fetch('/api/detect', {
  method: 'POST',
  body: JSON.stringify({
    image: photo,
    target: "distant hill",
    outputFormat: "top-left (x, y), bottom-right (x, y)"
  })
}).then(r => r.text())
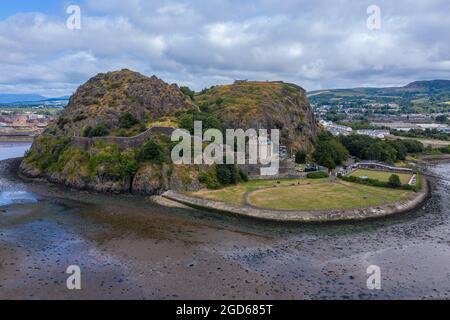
top-left (308, 80), bottom-right (450, 107)
top-left (0, 94), bottom-right (47, 103)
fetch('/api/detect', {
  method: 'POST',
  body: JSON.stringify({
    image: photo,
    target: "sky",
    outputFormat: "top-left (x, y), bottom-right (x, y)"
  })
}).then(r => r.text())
top-left (0, 0), bottom-right (449, 97)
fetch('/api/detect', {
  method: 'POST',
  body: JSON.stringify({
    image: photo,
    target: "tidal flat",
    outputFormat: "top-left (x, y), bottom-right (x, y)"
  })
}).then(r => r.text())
top-left (1, 146), bottom-right (450, 299)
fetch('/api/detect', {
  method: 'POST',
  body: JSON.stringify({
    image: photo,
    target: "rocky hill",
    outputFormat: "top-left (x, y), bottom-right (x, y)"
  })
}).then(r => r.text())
top-left (196, 81), bottom-right (319, 151)
top-left (45, 69), bottom-right (197, 137)
top-left (20, 71), bottom-right (320, 195)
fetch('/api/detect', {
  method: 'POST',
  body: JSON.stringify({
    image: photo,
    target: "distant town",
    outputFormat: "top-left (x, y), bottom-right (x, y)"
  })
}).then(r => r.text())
top-left (0, 101), bottom-right (66, 141)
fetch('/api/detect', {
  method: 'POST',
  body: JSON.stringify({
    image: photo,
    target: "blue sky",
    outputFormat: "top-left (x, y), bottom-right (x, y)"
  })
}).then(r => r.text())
top-left (0, 0), bottom-right (64, 19)
top-left (0, 0), bottom-right (449, 96)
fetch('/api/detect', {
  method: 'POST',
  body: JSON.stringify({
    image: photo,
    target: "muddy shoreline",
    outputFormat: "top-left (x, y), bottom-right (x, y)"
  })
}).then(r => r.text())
top-left (2, 156), bottom-right (450, 299)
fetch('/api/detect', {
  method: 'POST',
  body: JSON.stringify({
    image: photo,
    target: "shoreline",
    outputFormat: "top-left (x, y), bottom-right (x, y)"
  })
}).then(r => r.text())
top-left (5, 156), bottom-right (432, 223)
top-left (0, 136), bottom-right (34, 143)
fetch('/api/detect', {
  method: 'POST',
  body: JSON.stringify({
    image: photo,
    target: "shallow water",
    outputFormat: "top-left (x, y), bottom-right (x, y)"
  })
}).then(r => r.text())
top-left (0, 142), bottom-right (31, 161)
top-left (0, 144), bottom-right (450, 299)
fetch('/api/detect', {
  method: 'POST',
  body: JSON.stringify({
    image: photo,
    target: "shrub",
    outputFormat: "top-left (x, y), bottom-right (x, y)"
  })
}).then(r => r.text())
top-left (89, 124), bottom-right (109, 137)
top-left (216, 164), bottom-right (239, 185)
top-left (179, 112), bottom-right (223, 134)
top-left (91, 144), bottom-right (138, 180)
top-left (180, 86), bottom-right (195, 100)
top-left (239, 169), bottom-right (249, 182)
top-left (340, 174), bottom-right (415, 190)
top-left (388, 174), bottom-right (402, 188)
top-left (137, 140), bottom-right (163, 163)
top-left (57, 117), bottom-right (70, 129)
top-left (198, 170), bottom-right (221, 189)
top-left (307, 171), bottom-right (329, 179)
top-left (295, 150), bottom-right (306, 164)
top-left (83, 126), bottom-right (93, 137)
top-left (119, 112), bottom-right (139, 129)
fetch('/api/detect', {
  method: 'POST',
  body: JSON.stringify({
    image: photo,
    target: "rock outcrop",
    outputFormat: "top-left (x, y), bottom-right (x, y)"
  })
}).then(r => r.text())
top-left (196, 81), bottom-right (320, 151)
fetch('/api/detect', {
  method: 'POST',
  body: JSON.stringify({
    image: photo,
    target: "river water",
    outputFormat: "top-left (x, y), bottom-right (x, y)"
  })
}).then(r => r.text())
top-left (0, 142), bottom-right (449, 299)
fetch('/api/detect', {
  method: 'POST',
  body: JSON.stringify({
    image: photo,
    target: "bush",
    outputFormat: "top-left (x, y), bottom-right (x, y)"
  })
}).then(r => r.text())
top-left (307, 171), bottom-right (329, 179)
top-left (295, 150), bottom-right (306, 164)
top-left (339, 174), bottom-right (415, 190)
top-left (198, 170), bottom-right (221, 189)
top-left (179, 111), bottom-right (223, 134)
top-left (119, 112), bottom-right (139, 129)
top-left (91, 144), bottom-right (138, 180)
top-left (83, 126), bottom-right (93, 137)
top-left (388, 174), bottom-right (402, 188)
top-left (180, 86), bottom-right (195, 100)
top-left (137, 140), bottom-right (163, 163)
top-left (216, 164), bottom-right (235, 185)
top-left (89, 124), bottom-right (109, 137)
top-left (239, 169), bottom-right (249, 182)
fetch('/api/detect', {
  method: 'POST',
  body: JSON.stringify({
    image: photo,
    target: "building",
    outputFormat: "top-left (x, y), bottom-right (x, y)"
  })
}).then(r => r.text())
top-left (356, 129), bottom-right (390, 139)
top-left (320, 120), bottom-right (353, 136)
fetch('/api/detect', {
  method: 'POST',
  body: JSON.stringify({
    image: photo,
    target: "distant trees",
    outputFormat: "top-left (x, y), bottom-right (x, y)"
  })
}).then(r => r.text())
top-left (435, 114), bottom-right (448, 124)
top-left (339, 135), bottom-right (424, 164)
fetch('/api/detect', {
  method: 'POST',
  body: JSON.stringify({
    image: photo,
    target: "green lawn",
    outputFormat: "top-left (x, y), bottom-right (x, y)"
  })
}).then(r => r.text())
top-left (349, 169), bottom-right (413, 185)
top-left (187, 178), bottom-right (326, 205)
top-left (247, 181), bottom-right (412, 210)
top-left (188, 178), bottom-right (413, 211)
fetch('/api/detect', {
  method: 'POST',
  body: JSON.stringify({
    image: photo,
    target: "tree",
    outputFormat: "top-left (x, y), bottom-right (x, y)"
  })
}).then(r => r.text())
top-left (319, 154), bottom-right (336, 169)
top-left (389, 140), bottom-right (407, 160)
top-left (364, 141), bottom-right (397, 164)
top-left (313, 133), bottom-right (348, 167)
top-left (401, 139), bottom-right (424, 153)
top-left (388, 174), bottom-right (402, 188)
top-left (295, 150), bottom-right (306, 164)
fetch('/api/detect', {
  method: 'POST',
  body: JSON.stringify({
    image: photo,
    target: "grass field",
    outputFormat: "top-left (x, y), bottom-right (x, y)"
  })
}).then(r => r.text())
top-left (247, 181), bottom-right (412, 210)
top-left (188, 177), bottom-right (413, 211)
top-left (187, 178), bottom-right (325, 205)
top-left (349, 169), bottom-right (413, 184)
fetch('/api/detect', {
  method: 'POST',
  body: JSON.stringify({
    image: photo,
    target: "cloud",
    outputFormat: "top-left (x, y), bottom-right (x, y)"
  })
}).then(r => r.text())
top-left (0, 0), bottom-right (449, 96)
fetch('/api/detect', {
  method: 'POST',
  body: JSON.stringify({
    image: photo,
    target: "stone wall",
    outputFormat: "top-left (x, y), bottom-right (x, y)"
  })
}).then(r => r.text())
top-left (71, 126), bottom-right (176, 151)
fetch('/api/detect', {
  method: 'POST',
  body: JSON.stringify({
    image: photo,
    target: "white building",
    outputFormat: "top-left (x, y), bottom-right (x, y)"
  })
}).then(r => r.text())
top-left (356, 130), bottom-right (390, 139)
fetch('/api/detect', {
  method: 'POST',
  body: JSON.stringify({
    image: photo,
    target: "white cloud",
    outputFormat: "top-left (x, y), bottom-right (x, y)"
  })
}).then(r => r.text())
top-left (0, 0), bottom-right (449, 96)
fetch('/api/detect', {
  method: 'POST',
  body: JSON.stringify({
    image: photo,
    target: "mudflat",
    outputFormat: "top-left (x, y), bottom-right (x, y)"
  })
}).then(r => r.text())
top-left (1, 158), bottom-right (450, 299)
